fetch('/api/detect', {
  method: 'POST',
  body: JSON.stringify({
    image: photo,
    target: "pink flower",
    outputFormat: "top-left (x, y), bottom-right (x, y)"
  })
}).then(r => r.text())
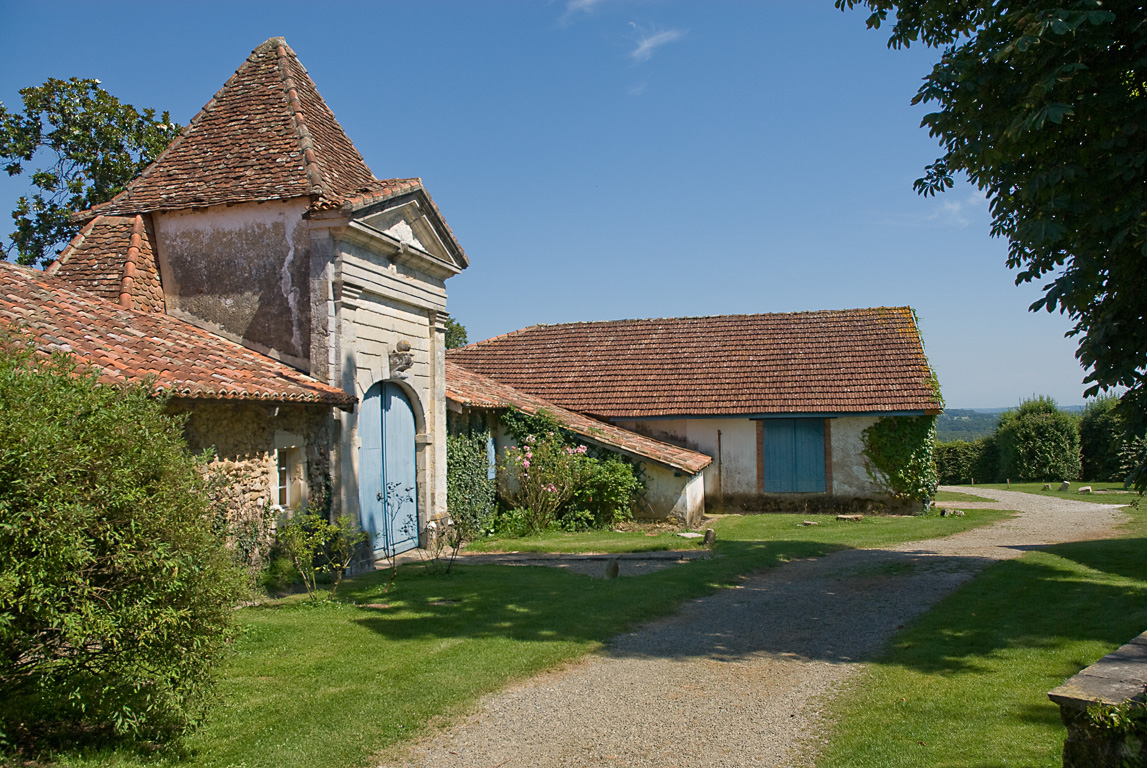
top-left (522, 460), bottom-right (530, 469)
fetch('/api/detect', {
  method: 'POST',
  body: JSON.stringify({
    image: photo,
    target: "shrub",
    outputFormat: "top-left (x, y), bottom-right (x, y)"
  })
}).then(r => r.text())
top-left (498, 434), bottom-right (588, 532)
top-left (1079, 394), bottom-right (1126, 482)
top-left (446, 431), bottom-right (496, 541)
top-left (570, 457), bottom-right (639, 527)
top-left (996, 396), bottom-right (1082, 482)
top-left (0, 332), bottom-right (246, 752)
top-left (277, 513), bottom-right (366, 601)
top-left (935, 436), bottom-right (998, 484)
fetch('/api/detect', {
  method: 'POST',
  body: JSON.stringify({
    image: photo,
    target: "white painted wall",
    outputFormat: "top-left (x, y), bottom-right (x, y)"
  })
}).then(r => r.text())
top-left (830, 415), bottom-right (882, 497)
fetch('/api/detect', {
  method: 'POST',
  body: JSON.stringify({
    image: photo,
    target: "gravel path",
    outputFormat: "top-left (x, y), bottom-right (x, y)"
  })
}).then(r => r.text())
top-left (379, 488), bottom-right (1128, 768)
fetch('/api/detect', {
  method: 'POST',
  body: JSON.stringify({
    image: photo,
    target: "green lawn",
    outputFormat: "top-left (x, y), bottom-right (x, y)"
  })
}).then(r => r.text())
top-left (934, 489), bottom-right (993, 503)
top-left (51, 508), bottom-right (1008, 768)
top-left (462, 528), bottom-right (707, 553)
top-left (956, 481), bottom-right (1139, 505)
top-left (818, 505), bottom-right (1147, 768)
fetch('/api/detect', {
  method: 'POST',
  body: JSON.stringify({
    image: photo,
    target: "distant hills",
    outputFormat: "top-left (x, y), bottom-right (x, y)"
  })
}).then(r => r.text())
top-left (936, 405), bottom-right (1085, 442)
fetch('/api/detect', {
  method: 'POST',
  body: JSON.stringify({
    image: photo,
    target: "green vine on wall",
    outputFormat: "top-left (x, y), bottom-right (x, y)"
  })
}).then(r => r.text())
top-left (1086, 695), bottom-right (1147, 768)
top-left (861, 415), bottom-right (939, 506)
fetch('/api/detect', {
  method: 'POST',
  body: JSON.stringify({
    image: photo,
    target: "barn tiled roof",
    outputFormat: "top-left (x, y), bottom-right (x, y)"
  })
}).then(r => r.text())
top-left (46, 214), bottom-right (165, 312)
top-left (82, 36), bottom-right (378, 217)
top-left (0, 262), bottom-right (354, 408)
top-left (447, 308), bottom-right (941, 419)
top-left (447, 362), bottom-right (711, 474)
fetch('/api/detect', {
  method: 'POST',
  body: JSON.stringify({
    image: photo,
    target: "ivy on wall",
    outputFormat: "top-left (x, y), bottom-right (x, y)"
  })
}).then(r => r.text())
top-left (445, 430), bottom-right (495, 540)
top-left (861, 415), bottom-right (939, 505)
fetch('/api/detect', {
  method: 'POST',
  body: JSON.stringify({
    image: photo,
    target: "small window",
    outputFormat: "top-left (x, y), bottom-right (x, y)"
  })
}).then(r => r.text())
top-left (277, 449), bottom-right (290, 507)
top-left (273, 446), bottom-right (306, 510)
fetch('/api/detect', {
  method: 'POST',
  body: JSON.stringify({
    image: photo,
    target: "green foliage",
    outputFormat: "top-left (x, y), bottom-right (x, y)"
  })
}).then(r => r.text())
top-left (861, 415), bottom-right (939, 504)
top-left (1120, 437), bottom-right (1147, 495)
top-left (500, 407), bottom-right (568, 446)
top-left (571, 457), bottom-right (639, 528)
top-left (838, 0), bottom-right (1147, 446)
top-left (0, 331), bottom-right (245, 751)
top-left (489, 507), bottom-right (533, 538)
top-left (496, 413), bottom-right (642, 534)
top-left (0, 78), bottom-right (181, 265)
top-left (276, 513), bottom-right (368, 602)
top-left (935, 436), bottom-right (998, 484)
top-left (498, 434), bottom-right (588, 532)
top-left (996, 396), bottom-right (1082, 482)
top-left (443, 318), bottom-right (468, 350)
top-left (446, 431), bottom-right (495, 541)
top-left (1080, 394), bottom-right (1128, 482)
top-left (1086, 694), bottom-right (1147, 768)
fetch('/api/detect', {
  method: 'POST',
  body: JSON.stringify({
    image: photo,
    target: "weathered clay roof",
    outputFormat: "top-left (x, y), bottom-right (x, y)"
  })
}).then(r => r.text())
top-left (447, 308), bottom-right (941, 419)
top-left (83, 37), bottom-right (377, 216)
top-left (46, 214), bottom-right (165, 312)
top-left (0, 262), bottom-right (354, 408)
top-left (447, 361), bottom-right (712, 474)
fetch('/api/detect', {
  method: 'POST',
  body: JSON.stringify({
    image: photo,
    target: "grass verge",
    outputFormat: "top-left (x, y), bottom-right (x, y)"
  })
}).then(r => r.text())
top-left (47, 509), bottom-right (1007, 768)
top-left (818, 505), bottom-right (1147, 768)
top-left (958, 481), bottom-right (1138, 505)
top-left (934, 489), bottom-right (992, 503)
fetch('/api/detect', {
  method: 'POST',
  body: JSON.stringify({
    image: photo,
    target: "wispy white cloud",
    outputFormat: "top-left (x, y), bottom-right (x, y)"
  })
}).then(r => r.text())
top-left (927, 190), bottom-right (988, 228)
top-left (560, 0), bottom-right (610, 24)
top-left (630, 25), bottom-right (684, 63)
top-left (566, 0), bottom-right (609, 13)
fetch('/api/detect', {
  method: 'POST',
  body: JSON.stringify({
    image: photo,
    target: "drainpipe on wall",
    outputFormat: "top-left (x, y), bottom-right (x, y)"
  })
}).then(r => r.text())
top-left (717, 429), bottom-right (724, 505)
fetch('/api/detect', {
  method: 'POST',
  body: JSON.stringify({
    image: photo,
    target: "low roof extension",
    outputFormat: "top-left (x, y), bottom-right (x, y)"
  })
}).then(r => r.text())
top-left (447, 361), bottom-right (712, 475)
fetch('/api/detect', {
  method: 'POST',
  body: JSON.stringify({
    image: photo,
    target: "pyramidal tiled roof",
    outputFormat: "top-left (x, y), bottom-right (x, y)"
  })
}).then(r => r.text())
top-left (85, 37), bottom-right (378, 216)
top-left (447, 308), bottom-right (942, 419)
top-left (46, 214), bottom-right (165, 313)
top-left (0, 262), bottom-right (354, 407)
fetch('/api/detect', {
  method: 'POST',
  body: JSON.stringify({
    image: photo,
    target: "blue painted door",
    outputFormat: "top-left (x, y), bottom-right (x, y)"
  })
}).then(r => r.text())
top-left (358, 382), bottom-right (418, 557)
top-left (762, 419), bottom-right (825, 493)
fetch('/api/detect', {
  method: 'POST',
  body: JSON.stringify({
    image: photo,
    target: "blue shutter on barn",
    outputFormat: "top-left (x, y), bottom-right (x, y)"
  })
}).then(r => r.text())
top-left (762, 418), bottom-right (825, 493)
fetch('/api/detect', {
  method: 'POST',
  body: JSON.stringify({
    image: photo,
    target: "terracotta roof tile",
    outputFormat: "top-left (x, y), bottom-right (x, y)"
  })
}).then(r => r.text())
top-left (0, 262), bottom-right (354, 407)
top-left (447, 362), bottom-right (711, 474)
top-left (447, 308), bottom-right (942, 419)
top-left (47, 214), bottom-right (165, 312)
top-left (82, 37), bottom-right (376, 217)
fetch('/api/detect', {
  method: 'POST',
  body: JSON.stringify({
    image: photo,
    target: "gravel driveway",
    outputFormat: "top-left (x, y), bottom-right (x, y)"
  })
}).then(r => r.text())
top-left (379, 488), bottom-right (1129, 768)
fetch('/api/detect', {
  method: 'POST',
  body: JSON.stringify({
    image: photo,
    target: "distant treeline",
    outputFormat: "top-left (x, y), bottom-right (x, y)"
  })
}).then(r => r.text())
top-left (936, 409), bottom-right (1001, 441)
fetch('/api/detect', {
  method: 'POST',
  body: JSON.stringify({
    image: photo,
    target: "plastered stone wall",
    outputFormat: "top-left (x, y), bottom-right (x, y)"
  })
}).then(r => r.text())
top-left (153, 200), bottom-right (313, 369)
top-left (168, 399), bottom-right (334, 522)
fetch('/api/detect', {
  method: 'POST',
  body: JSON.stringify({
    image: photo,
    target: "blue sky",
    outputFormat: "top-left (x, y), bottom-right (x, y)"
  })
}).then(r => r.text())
top-left (0, 1), bottom-right (1094, 408)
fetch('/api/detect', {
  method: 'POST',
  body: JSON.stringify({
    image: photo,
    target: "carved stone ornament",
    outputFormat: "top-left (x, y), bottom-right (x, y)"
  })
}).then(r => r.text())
top-left (389, 340), bottom-right (414, 377)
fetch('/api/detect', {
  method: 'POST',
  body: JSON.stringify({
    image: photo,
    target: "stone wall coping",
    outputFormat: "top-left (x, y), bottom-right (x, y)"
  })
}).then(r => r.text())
top-left (1048, 631), bottom-right (1147, 710)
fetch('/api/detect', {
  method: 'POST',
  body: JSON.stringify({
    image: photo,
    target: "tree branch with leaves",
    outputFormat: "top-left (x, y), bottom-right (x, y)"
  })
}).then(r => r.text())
top-left (0, 77), bottom-right (180, 265)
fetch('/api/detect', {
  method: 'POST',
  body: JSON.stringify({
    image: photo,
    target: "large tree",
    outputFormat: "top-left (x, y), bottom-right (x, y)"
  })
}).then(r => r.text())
top-left (0, 77), bottom-right (180, 266)
top-left (837, 1), bottom-right (1147, 433)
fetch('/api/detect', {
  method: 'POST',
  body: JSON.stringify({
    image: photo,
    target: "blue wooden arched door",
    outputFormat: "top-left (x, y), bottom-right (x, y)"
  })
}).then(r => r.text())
top-left (358, 382), bottom-right (419, 557)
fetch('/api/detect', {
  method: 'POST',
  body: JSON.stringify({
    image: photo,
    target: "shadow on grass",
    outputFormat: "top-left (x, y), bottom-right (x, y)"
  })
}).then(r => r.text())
top-left (870, 536), bottom-right (1147, 677)
top-left (344, 539), bottom-right (847, 648)
top-left (341, 533), bottom-right (1147, 672)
